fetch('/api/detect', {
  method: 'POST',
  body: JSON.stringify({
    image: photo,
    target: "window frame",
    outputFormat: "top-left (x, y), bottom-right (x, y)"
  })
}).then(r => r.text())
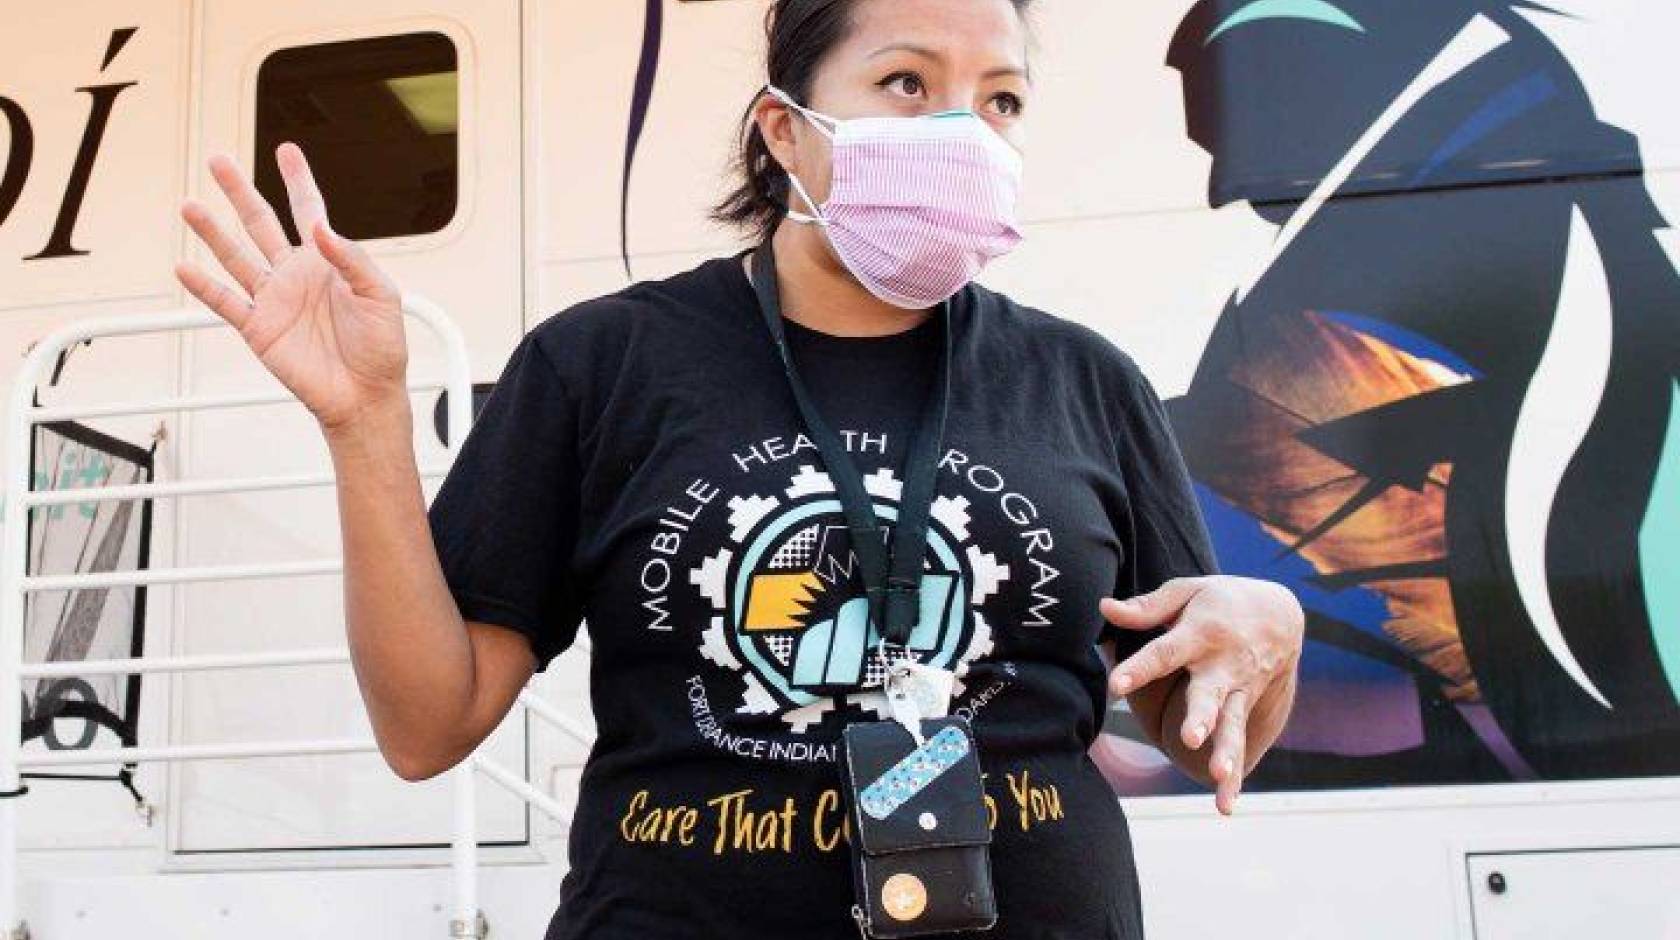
top-left (242, 19), bottom-right (477, 255)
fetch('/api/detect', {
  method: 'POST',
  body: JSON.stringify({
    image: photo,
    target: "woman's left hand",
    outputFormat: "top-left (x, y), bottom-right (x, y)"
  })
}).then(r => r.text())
top-left (1099, 575), bottom-right (1304, 812)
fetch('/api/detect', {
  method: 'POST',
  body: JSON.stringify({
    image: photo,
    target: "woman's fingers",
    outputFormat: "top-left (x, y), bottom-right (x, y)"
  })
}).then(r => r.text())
top-left (180, 198), bottom-right (270, 298)
top-left (1178, 673), bottom-right (1231, 750)
top-left (1210, 687), bottom-right (1250, 815)
top-left (310, 217), bottom-right (398, 304)
top-left (1110, 624), bottom-right (1199, 696)
top-left (276, 141), bottom-right (331, 244)
top-left (207, 152), bottom-right (293, 263)
top-left (174, 258), bottom-right (253, 330)
top-left (1099, 578), bottom-right (1205, 632)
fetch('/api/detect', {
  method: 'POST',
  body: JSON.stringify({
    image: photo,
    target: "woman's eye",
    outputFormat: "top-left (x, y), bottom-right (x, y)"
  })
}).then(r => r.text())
top-left (990, 91), bottom-right (1024, 116)
top-left (879, 72), bottom-right (925, 97)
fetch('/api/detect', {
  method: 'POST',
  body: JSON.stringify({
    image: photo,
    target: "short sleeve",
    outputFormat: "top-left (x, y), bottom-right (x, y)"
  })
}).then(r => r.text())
top-left (427, 331), bottom-right (585, 673)
top-left (1105, 353), bottom-right (1222, 654)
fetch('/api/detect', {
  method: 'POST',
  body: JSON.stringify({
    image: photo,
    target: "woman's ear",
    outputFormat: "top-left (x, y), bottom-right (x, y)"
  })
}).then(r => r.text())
top-left (753, 92), bottom-right (801, 176)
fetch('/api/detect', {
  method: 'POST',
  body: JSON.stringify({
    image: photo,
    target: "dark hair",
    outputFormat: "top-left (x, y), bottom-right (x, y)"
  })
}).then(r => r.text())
top-left (711, 0), bottom-right (1034, 245)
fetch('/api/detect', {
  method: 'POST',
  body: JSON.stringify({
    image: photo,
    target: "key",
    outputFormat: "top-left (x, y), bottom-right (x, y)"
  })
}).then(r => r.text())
top-left (897, 661), bottom-right (955, 719)
top-left (885, 662), bottom-right (927, 746)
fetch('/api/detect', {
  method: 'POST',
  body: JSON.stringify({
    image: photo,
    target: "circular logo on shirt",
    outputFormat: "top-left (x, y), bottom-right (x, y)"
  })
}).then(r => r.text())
top-left (691, 463), bottom-right (1001, 734)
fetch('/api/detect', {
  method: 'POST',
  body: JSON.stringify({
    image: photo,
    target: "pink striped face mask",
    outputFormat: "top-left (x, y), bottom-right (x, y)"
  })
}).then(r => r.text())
top-left (766, 84), bottom-right (1025, 309)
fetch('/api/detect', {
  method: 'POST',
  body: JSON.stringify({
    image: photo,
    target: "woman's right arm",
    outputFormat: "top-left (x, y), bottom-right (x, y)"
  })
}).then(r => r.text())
top-left (175, 142), bottom-right (535, 782)
top-left (323, 394), bottom-right (538, 781)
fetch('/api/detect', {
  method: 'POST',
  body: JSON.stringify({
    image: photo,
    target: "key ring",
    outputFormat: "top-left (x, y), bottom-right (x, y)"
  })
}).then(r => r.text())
top-left (872, 636), bottom-right (911, 684)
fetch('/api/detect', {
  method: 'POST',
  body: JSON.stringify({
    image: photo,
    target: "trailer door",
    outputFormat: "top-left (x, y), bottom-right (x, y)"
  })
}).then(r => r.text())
top-left (177, 0), bottom-right (534, 856)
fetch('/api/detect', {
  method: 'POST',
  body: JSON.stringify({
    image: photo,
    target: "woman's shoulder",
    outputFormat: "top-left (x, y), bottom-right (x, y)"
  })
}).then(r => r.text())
top-left (966, 281), bottom-right (1148, 387)
top-left (526, 252), bottom-right (748, 346)
top-left (521, 252), bottom-right (753, 377)
top-left (968, 284), bottom-right (1180, 460)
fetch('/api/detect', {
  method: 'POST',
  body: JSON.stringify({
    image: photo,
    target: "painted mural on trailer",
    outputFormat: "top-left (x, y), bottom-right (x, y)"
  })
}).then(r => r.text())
top-left (578, 0), bottom-right (1680, 793)
top-left (1096, 0), bottom-right (1680, 794)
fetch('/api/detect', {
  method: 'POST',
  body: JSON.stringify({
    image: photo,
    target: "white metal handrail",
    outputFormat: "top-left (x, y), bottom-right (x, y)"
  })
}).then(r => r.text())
top-left (0, 298), bottom-right (596, 940)
top-left (25, 464), bottom-right (450, 506)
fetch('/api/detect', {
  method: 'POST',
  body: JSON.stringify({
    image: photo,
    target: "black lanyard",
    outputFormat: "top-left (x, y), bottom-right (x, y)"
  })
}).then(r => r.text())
top-left (749, 240), bottom-right (954, 652)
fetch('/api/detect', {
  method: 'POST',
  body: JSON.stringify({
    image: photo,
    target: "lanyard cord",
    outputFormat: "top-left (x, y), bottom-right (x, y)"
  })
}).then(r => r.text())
top-left (748, 241), bottom-right (954, 651)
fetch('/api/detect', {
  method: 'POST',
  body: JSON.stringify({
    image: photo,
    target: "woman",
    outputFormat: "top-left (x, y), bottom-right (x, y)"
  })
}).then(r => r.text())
top-left (174, 1), bottom-right (1304, 936)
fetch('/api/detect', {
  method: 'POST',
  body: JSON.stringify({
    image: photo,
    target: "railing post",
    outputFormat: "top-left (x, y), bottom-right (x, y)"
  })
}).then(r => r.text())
top-left (449, 761), bottom-right (484, 938)
top-left (0, 318), bottom-right (63, 940)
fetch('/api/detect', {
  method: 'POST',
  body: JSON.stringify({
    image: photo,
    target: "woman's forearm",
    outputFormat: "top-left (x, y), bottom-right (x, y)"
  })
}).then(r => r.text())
top-left (324, 392), bottom-right (477, 780)
top-left (1153, 661), bottom-right (1297, 788)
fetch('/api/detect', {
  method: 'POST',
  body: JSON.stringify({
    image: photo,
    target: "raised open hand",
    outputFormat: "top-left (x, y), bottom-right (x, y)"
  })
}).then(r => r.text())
top-left (174, 142), bottom-right (408, 433)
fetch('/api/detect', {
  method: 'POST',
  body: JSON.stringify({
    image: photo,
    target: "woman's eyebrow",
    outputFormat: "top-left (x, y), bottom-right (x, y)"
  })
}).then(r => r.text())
top-left (866, 41), bottom-right (943, 61)
top-left (865, 42), bottom-right (1029, 80)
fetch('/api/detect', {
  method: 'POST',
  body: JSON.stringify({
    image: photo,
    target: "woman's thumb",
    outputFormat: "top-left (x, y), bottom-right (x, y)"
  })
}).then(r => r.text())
top-left (312, 217), bottom-right (395, 303)
top-left (1101, 579), bottom-right (1198, 629)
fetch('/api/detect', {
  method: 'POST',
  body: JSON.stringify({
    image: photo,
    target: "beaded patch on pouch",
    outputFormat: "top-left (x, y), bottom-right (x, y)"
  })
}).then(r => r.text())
top-left (858, 725), bottom-right (970, 820)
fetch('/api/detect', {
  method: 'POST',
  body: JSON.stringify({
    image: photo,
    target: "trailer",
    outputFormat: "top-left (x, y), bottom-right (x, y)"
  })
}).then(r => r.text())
top-left (2, 1), bottom-right (1677, 937)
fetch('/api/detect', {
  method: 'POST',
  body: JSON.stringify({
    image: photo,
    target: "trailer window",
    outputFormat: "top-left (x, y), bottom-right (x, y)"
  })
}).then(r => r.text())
top-left (254, 31), bottom-right (458, 242)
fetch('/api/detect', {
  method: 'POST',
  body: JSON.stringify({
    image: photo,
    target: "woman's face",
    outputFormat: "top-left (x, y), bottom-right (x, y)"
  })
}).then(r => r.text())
top-left (762, 0), bottom-right (1032, 211)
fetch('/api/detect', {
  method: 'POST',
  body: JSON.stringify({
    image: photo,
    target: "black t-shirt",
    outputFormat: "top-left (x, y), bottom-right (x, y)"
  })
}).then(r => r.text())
top-left (426, 251), bottom-right (1219, 940)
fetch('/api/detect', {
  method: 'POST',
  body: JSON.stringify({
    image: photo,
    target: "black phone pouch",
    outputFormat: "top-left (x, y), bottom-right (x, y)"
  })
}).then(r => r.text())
top-left (839, 715), bottom-right (997, 937)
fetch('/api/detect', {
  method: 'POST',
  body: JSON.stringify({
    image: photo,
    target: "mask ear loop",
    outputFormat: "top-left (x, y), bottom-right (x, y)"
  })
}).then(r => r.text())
top-left (763, 84), bottom-right (836, 227)
top-left (764, 84), bottom-right (839, 139)
top-left (783, 173), bottom-right (829, 227)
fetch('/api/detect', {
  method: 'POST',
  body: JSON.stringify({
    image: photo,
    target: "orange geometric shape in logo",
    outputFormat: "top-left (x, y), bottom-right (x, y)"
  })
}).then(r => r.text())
top-left (743, 572), bottom-right (824, 631)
